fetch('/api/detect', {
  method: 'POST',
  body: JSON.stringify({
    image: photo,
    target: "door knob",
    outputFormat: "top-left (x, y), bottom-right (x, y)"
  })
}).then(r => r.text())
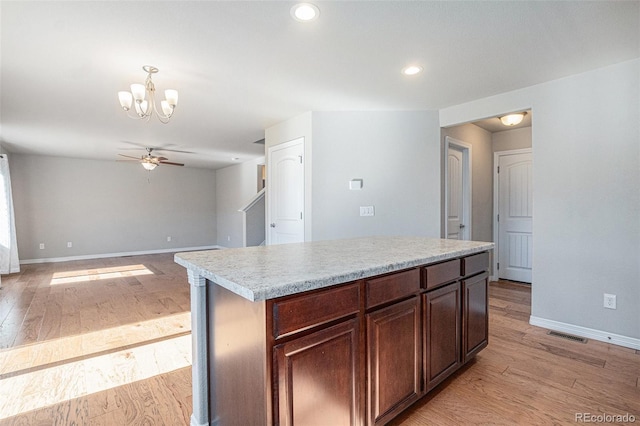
top-left (270, 223), bottom-right (276, 228)
top-left (459, 224), bottom-right (465, 229)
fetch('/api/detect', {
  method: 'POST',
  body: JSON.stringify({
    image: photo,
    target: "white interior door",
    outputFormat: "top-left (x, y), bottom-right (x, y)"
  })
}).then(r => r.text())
top-left (267, 138), bottom-right (304, 245)
top-left (497, 150), bottom-right (533, 283)
top-left (445, 137), bottom-right (471, 240)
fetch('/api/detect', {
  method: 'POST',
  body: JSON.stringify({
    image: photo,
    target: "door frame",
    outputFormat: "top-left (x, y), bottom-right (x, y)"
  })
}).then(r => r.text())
top-left (492, 148), bottom-right (532, 282)
top-left (266, 137), bottom-right (305, 246)
top-left (444, 136), bottom-right (472, 240)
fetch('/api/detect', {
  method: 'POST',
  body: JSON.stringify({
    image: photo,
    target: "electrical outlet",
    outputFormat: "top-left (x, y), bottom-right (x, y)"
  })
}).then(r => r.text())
top-left (67, 242), bottom-right (72, 248)
top-left (39, 243), bottom-right (45, 250)
top-left (603, 293), bottom-right (616, 310)
top-left (360, 206), bottom-right (375, 217)
top-left (167, 236), bottom-right (171, 242)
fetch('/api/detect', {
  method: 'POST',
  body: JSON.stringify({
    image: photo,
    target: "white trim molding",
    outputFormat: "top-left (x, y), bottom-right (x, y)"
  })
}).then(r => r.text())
top-left (20, 245), bottom-right (225, 265)
top-left (530, 316), bottom-right (640, 350)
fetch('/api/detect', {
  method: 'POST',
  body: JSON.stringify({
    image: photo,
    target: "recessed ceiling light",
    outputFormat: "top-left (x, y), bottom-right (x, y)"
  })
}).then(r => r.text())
top-left (291, 3), bottom-right (320, 22)
top-left (402, 65), bottom-right (423, 76)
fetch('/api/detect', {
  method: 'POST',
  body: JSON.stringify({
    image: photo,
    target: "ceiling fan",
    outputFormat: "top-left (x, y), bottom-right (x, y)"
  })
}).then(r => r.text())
top-left (118, 147), bottom-right (184, 170)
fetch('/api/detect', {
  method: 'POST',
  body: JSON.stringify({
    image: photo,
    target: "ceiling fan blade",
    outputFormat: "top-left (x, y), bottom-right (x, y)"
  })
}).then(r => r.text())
top-left (118, 153), bottom-right (142, 160)
top-left (120, 140), bottom-right (147, 148)
top-left (155, 156), bottom-right (169, 161)
top-left (159, 161), bottom-right (185, 166)
top-left (156, 148), bottom-right (197, 154)
top-left (116, 159), bottom-right (139, 162)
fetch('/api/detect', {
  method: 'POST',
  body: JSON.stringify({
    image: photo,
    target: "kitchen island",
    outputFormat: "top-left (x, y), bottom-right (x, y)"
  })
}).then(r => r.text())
top-left (175, 236), bottom-right (494, 426)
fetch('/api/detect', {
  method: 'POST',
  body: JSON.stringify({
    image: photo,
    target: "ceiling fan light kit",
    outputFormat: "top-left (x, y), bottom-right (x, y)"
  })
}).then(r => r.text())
top-left (118, 147), bottom-right (184, 171)
top-left (118, 65), bottom-right (178, 124)
top-left (141, 161), bottom-right (158, 171)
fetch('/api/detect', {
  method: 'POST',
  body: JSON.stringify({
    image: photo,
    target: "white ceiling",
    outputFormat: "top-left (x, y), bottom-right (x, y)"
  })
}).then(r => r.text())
top-left (1, 1), bottom-right (638, 169)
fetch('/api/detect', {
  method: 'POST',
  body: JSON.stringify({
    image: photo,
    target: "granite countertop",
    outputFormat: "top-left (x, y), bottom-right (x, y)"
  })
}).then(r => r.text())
top-left (174, 236), bottom-right (494, 302)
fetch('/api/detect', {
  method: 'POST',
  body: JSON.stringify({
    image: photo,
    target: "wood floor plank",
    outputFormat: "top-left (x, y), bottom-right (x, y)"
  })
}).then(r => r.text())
top-left (391, 280), bottom-right (640, 425)
top-left (2, 260), bottom-right (638, 425)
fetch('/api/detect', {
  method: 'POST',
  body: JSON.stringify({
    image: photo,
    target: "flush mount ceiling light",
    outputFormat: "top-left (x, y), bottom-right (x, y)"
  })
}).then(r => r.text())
top-left (402, 65), bottom-right (423, 76)
top-left (118, 65), bottom-right (178, 124)
top-left (291, 3), bottom-right (320, 22)
top-left (499, 112), bottom-right (527, 126)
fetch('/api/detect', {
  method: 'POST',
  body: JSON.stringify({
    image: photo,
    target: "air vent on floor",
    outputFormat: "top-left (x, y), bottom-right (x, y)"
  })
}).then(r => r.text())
top-left (547, 330), bottom-right (588, 344)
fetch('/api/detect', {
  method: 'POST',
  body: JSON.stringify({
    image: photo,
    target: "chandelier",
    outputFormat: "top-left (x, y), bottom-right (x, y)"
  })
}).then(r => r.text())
top-left (118, 65), bottom-right (178, 124)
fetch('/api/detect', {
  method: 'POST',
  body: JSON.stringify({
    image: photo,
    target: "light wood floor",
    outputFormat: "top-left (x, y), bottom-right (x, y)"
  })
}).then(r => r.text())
top-left (0, 254), bottom-right (193, 425)
top-left (1, 254), bottom-right (638, 425)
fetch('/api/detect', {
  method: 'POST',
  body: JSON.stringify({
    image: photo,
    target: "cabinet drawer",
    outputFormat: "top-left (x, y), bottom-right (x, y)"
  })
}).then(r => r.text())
top-left (423, 259), bottom-right (460, 290)
top-left (272, 282), bottom-right (360, 339)
top-left (365, 269), bottom-right (420, 309)
top-left (461, 252), bottom-right (489, 277)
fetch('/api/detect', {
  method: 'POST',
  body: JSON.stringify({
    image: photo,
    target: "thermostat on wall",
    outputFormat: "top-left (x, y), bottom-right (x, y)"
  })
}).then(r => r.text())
top-left (349, 179), bottom-right (363, 190)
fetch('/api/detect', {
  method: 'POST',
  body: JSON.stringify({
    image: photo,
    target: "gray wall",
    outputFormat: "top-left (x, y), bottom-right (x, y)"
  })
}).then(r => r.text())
top-left (12, 154), bottom-right (217, 260)
top-left (215, 157), bottom-right (265, 248)
top-left (311, 111), bottom-right (441, 241)
top-left (246, 195), bottom-right (265, 247)
top-left (441, 123), bottom-right (493, 242)
top-left (440, 59), bottom-right (640, 342)
top-left (493, 126), bottom-right (532, 152)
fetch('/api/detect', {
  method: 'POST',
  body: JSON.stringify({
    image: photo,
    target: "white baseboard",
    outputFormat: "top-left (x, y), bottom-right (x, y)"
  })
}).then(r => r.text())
top-left (20, 245), bottom-right (225, 265)
top-left (529, 316), bottom-right (640, 350)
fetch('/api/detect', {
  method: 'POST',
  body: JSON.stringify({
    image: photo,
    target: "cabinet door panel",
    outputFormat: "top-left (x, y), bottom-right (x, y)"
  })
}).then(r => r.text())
top-left (274, 318), bottom-right (361, 426)
top-left (463, 272), bottom-right (489, 362)
top-left (423, 282), bottom-right (461, 392)
top-left (367, 297), bottom-right (420, 425)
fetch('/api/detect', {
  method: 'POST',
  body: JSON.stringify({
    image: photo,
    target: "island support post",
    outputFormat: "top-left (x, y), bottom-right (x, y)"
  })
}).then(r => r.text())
top-left (187, 270), bottom-right (218, 426)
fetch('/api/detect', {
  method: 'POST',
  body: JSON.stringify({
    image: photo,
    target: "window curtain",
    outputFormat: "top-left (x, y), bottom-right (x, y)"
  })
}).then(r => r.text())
top-left (0, 154), bottom-right (20, 274)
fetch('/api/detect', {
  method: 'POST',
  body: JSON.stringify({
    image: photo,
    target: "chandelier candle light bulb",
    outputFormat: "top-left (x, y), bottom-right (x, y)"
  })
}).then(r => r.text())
top-left (118, 65), bottom-right (178, 124)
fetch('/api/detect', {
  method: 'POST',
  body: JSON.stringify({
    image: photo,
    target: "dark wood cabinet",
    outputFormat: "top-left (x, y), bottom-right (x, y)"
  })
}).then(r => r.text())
top-left (366, 297), bottom-right (421, 425)
top-left (462, 271), bottom-right (489, 362)
top-left (206, 251), bottom-right (490, 426)
top-left (273, 317), bottom-right (362, 426)
top-left (422, 281), bottom-right (461, 392)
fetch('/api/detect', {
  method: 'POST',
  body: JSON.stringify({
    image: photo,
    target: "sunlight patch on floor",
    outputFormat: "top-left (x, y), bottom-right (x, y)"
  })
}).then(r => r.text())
top-left (50, 264), bottom-right (154, 285)
top-left (0, 334), bottom-right (192, 420)
top-left (0, 312), bottom-right (190, 377)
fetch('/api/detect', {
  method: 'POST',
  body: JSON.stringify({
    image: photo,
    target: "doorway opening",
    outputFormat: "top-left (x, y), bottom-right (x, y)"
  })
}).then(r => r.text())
top-left (440, 109), bottom-right (533, 284)
top-left (444, 137), bottom-right (472, 240)
top-left (493, 148), bottom-right (533, 284)
top-left (266, 137), bottom-right (305, 245)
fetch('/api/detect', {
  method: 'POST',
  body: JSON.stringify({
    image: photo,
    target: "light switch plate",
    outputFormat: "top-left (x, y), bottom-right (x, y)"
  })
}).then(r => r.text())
top-left (349, 179), bottom-right (363, 190)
